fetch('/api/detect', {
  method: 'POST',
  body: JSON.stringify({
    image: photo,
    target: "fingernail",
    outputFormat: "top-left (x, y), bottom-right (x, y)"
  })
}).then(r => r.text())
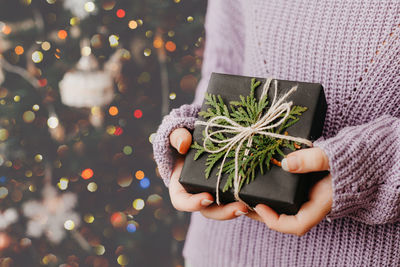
top-left (201, 199), bottom-right (213, 206)
top-left (235, 210), bottom-right (248, 216)
top-left (177, 138), bottom-right (183, 152)
top-left (281, 156), bottom-right (300, 172)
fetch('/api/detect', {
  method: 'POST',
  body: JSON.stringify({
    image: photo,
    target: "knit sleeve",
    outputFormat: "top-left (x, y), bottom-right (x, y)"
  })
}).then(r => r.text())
top-left (312, 24), bottom-right (400, 224)
top-left (152, 0), bottom-right (245, 187)
top-left (313, 116), bottom-right (400, 224)
top-left (153, 104), bottom-right (201, 187)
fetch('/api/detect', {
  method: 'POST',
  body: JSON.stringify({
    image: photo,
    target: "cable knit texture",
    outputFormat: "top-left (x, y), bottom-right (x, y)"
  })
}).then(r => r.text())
top-left (152, 0), bottom-right (400, 266)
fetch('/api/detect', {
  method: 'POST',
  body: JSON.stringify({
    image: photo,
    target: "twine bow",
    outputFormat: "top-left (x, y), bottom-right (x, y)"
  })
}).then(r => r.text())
top-left (195, 78), bottom-right (313, 208)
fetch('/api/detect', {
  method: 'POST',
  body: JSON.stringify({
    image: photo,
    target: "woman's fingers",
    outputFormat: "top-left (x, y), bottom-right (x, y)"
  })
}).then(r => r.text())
top-left (281, 147), bottom-right (330, 173)
top-left (200, 202), bottom-right (248, 220)
top-left (253, 175), bottom-right (332, 236)
top-left (169, 128), bottom-right (192, 154)
top-left (169, 158), bottom-right (249, 219)
top-left (169, 158), bottom-right (214, 212)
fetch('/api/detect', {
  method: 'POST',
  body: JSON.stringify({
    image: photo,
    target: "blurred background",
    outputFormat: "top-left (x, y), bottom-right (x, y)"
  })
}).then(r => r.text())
top-left (0, 0), bottom-right (206, 266)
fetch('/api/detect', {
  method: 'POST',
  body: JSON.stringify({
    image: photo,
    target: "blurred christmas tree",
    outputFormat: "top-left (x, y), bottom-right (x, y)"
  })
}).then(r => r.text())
top-left (0, 0), bottom-right (206, 266)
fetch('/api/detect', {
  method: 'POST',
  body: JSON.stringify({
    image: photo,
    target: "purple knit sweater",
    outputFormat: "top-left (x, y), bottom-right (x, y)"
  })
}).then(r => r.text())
top-left (153, 1), bottom-right (400, 266)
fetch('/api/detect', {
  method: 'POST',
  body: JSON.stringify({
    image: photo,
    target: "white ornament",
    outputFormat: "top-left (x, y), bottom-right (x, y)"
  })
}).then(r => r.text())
top-left (0, 209), bottom-right (18, 230)
top-left (59, 53), bottom-right (114, 108)
top-left (63, 0), bottom-right (96, 20)
top-left (22, 185), bottom-right (81, 244)
top-left (104, 49), bottom-right (131, 79)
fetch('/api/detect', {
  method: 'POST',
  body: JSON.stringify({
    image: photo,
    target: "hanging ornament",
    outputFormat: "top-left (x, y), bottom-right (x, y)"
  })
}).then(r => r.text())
top-left (0, 209), bottom-right (18, 230)
top-left (22, 184), bottom-right (80, 244)
top-left (63, 0), bottom-right (96, 20)
top-left (104, 48), bottom-right (131, 82)
top-left (59, 39), bottom-right (114, 109)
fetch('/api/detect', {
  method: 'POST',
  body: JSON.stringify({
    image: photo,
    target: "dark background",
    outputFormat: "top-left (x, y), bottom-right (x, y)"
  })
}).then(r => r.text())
top-left (0, 0), bottom-right (207, 266)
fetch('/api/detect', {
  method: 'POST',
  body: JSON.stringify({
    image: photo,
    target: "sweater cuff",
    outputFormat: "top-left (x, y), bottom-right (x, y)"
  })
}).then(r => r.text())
top-left (313, 115), bottom-right (400, 223)
top-left (153, 104), bottom-right (201, 187)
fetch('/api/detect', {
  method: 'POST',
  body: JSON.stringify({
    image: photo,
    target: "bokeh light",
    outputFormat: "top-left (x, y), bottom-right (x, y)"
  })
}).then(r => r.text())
top-left (94, 245), bottom-right (105, 255)
top-left (135, 170), bottom-right (144, 180)
top-left (111, 212), bottom-right (127, 228)
top-left (109, 106), bottom-right (119, 116)
top-left (123, 145), bottom-right (132, 155)
top-left (109, 35), bottom-right (119, 47)
top-left (15, 46), bottom-right (24, 55)
top-left (116, 9), bottom-right (125, 18)
top-left (84, 214), bottom-right (95, 224)
top-left (34, 154), bottom-right (43, 162)
top-left (153, 37), bottom-right (163, 49)
top-left (64, 220), bottom-right (75, 230)
top-left (32, 51), bottom-right (43, 63)
top-left (106, 125), bottom-right (116, 135)
top-left (114, 126), bottom-right (123, 136)
top-left (84, 1), bottom-right (95, 12)
top-left (81, 168), bottom-right (94, 179)
top-left (148, 133), bottom-right (156, 144)
top-left (0, 129), bottom-right (9, 141)
top-left (126, 223), bottom-right (136, 233)
top-left (57, 30), bottom-right (68, 40)
top-left (41, 41), bottom-right (51, 51)
top-left (57, 178), bottom-right (69, 190)
top-left (140, 177), bottom-right (150, 189)
top-left (165, 41), bottom-right (176, 52)
top-left (117, 255), bottom-right (129, 266)
top-left (0, 187), bottom-right (8, 199)
top-left (70, 17), bottom-right (80, 26)
top-left (128, 20), bottom-right (138, 29)
top-left (23, 111), bottom-right (35, 123)
top-left (117, 175), bottom-right (133, 187)
top-left (102, 1), bottom-right (115, 10)
top-left (87, 182), bottom-right (98, 192)
top-left (132, 198), bottom-right (145, 210)
top-left (143, 48), bottom-right (151, 56)
top-left (133, 109), bottom-right (142, 118)
top-left (47, 116), bottom-right (59, 129)
top-left (169, 92), bottom-right (176, 100)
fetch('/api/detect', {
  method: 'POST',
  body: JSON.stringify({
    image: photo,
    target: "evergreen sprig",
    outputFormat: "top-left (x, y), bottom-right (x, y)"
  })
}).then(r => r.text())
top-left (192, 78), bottom-right (307, 192)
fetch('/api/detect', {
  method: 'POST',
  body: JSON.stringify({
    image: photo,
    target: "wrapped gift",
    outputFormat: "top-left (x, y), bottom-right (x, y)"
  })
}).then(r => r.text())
top-left (179, 73), bottom-right (327, 215)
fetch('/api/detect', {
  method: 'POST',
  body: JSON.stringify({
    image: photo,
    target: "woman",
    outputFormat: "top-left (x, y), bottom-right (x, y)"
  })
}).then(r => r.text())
top-left (153, 1), bottom-right (400, 266)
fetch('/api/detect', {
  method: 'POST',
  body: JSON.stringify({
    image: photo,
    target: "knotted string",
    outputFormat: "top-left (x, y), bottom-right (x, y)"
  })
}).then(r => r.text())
top-left (195, 78), bottom-right (313, 208)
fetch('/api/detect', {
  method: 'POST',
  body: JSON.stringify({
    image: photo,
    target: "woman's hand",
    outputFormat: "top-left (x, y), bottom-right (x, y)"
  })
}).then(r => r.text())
top-left (168, 128), bottom-right (248, 219)
top-left (247, 147), bottom-right (333, 236)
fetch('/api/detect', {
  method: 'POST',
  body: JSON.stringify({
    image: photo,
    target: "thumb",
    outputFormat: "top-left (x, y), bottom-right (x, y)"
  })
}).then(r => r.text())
top-left (281, 147), bottom-right (330, 173)
top-left (169, 128), bottom-right (192, 154)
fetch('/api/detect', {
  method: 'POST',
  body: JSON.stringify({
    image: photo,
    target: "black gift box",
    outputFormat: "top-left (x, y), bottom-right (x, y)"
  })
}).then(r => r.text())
top-left (179, 73), bottom-right (327, 215)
